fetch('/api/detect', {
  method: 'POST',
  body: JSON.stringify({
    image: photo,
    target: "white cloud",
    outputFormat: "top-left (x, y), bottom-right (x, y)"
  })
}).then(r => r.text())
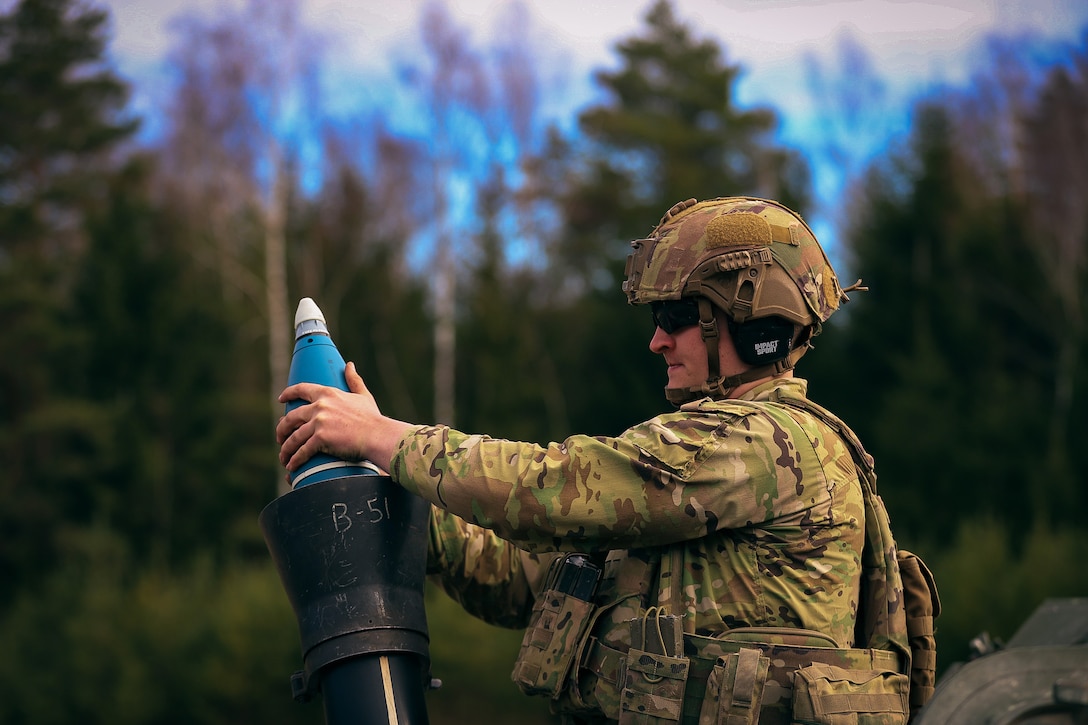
top-left (95, 0), bottom-right (1088, 256)
top-left (102, 1), bottom-right (1088, 92)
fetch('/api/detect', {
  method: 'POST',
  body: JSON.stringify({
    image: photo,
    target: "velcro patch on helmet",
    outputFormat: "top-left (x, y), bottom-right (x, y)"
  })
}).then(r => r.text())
top-left (705, 212), bottom-right (772, 249)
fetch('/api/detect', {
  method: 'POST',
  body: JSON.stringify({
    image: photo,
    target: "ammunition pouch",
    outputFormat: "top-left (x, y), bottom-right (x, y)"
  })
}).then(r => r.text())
top-left (582, 627), bottom-right (908, 725)
top-left (697, 647), bottom-right (768, 725)
top-left (791, 663), bottom-right (909, 725)
top-left (897, 550), bottom-right (940, 718)
top-left (512, 589), bottom-right (596, 697)
top-left (512, 554), bottom-right (602, 698)
top-left (619, 608), bottom-right (690, 724)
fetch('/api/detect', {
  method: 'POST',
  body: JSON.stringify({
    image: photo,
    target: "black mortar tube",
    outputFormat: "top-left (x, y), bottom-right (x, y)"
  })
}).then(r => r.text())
top-left (260, 473), bottom-right (432, 724)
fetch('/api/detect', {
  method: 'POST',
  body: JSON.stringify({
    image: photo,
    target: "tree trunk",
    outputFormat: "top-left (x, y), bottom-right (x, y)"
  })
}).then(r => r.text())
top-left (265, 145), bottom-right (291, 496)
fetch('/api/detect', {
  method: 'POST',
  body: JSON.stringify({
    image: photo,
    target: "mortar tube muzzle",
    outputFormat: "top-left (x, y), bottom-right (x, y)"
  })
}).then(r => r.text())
top-left (260, 473), bottom-right (434, 724)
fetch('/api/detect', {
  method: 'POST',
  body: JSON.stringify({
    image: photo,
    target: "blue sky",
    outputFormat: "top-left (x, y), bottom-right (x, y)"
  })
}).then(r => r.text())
top-left (93, 0), bottom-right (1088, 260)
top-left (101, 0), bottom-right (1088, 128)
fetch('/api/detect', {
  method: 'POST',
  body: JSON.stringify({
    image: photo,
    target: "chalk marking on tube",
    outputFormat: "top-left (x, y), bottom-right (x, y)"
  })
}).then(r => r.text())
top-left (380, 655), bottom-right (399, 725)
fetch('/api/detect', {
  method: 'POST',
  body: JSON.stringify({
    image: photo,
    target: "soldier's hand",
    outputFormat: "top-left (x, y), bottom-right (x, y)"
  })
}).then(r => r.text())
top-left (276, 361), bottom-right (406, 472)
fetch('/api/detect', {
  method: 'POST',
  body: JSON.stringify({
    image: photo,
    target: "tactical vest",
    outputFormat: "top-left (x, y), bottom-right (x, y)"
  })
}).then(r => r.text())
top-left (511, 395), bottom-right (940, 724)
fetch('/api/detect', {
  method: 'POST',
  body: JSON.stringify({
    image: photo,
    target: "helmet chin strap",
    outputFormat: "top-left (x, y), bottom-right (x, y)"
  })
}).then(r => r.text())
top-left (664, 300), bottom-right (811, 406)
top-left (698, 298), bottom-right (720, 380)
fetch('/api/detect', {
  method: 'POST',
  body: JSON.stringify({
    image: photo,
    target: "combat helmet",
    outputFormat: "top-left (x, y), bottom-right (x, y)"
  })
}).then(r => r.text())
top-left (623, 196), bottom-right (860, 404)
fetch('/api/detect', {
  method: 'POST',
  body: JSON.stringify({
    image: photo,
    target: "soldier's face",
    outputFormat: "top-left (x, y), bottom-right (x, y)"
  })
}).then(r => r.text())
top-left (650, 322), bottom-right (709, 390)
top-left (650, 310), bottom-right (747, 392)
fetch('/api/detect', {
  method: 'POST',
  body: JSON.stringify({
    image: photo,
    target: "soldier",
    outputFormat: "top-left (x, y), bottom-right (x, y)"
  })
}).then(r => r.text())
top-left (276, 197), bottom-right (919, 724)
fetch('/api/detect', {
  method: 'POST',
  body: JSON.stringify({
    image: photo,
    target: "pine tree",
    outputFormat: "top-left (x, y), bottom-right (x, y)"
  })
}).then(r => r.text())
top-left (539, 0), bottom-right (813, 432)
top-left (579, 0), bottom-right (809, 224)
top-left (0, 0), bottom-right (138, 256)
top-left (0, 0), bottom-right (138, 593)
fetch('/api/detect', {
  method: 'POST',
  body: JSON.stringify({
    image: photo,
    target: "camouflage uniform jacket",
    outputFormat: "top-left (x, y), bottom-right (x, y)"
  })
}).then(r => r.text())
top-left (392, 376), bottom-right (865, 649)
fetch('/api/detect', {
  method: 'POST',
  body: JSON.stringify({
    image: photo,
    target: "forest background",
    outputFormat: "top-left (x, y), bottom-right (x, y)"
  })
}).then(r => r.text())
top-left (2, 0), bottom-right (1087, 723)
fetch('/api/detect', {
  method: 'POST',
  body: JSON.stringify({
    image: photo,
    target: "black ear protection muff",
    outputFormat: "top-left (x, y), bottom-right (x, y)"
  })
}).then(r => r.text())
top-left (727, 315), bottom-right (797, 366)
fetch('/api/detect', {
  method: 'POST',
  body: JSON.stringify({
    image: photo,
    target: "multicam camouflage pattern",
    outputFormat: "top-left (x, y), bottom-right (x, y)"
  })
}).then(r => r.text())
top-left (426, 506), bottom-right (552, 628)
top-left (398, 376), bottom-right (864, 642)
top-left (622, 197), bottom-right (846, 327)
top-left (512, 586), bottom-right (598, 697)
top-left (678, 633), bottom-right (906, 725)
top-left (621, 648), bottom-right (690, 722)
top-left (789, 663), bottom-right (909, 724)
top-left (396, 376), bottom-right (874, 721)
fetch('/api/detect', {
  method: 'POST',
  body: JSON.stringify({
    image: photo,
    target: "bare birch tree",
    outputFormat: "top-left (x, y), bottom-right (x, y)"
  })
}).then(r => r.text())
top-left (403, 1), bottom-right (493, 426)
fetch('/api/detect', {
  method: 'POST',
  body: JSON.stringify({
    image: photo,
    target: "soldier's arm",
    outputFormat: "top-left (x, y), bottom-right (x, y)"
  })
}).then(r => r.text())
top-left (391, 408), bottom-right (821, 552)
top-left (427, 505), bottom-right (556, 629)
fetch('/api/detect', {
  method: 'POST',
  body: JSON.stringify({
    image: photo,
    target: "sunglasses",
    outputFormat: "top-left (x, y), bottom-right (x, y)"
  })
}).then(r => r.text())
top-left (651, 298), bottom-right (701, 334)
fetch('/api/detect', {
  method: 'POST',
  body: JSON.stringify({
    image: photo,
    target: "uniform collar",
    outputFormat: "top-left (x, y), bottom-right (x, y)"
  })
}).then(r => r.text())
top-left (736, 375), bottom-right (808, 402)
top-left (678, 375), bottom-right (808, 411)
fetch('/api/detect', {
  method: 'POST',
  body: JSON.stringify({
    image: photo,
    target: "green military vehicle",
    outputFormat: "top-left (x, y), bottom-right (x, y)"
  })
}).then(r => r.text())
top-left (914, 598), bottom-right (1087, 724)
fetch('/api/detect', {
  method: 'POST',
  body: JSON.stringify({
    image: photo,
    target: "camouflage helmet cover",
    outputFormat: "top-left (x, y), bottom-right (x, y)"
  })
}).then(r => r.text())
top-left (623, 197), bottom-right (845, 327)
